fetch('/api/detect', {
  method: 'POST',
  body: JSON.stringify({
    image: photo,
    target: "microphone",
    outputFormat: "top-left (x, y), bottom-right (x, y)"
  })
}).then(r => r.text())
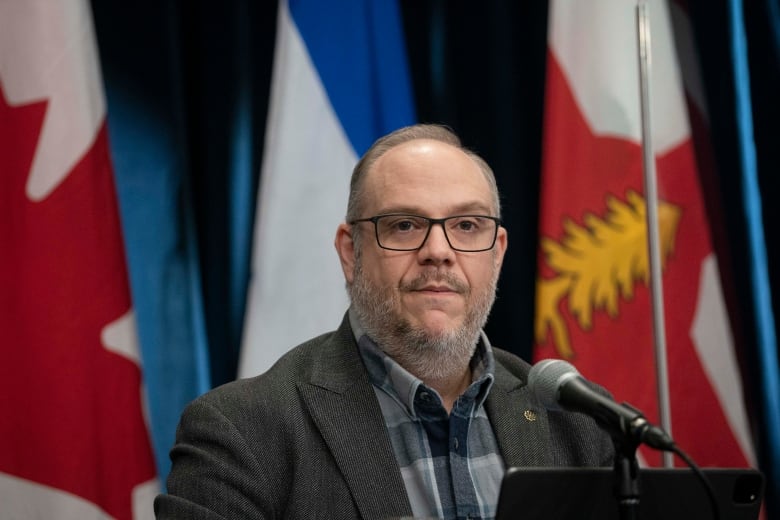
top-left (528, 359), bottom-right (674, 451)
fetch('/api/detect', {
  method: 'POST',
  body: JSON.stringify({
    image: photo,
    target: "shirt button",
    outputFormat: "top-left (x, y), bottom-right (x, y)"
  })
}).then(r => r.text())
top-left (453, 438), bottom-right (459, 450)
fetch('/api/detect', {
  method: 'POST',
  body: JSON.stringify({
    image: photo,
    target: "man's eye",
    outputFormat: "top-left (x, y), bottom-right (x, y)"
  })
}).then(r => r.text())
top-left (452, 218), bottom-right (481, 232)
top-left (393, 220), bottom-right (417, 232)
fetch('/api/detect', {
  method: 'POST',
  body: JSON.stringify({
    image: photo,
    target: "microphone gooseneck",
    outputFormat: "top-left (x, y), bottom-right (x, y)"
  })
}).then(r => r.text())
top-left (528, 359), bottom-right (674, 451)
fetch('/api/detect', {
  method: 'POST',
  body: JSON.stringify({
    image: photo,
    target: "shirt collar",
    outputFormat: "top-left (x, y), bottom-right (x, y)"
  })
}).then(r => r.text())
top-left (350, 306), bottom-right (496, 414)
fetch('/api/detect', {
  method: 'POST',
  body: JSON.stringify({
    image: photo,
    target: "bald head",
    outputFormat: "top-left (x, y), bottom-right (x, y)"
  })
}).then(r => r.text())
top-left (345, 124), bottom-right (501, 223)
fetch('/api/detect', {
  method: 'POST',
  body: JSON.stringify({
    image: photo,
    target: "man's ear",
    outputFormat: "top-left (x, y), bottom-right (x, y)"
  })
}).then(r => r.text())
top-left (335, 223), bottom-right (356, 284)
top-left (494, 226), bottom-right (508, 270)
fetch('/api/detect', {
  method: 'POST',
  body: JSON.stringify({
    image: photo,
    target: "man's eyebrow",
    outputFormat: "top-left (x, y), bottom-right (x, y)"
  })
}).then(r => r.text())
top-left (375, 202), bottom-right (494, 216)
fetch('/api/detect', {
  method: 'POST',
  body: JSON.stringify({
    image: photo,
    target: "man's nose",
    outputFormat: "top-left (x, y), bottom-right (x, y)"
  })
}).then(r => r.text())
top-left (417, 222), bottom-right (454, 264)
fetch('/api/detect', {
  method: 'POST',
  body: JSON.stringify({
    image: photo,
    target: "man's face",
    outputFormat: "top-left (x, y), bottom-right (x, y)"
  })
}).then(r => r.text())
top-left (336, 139), bottom-right (507, 372)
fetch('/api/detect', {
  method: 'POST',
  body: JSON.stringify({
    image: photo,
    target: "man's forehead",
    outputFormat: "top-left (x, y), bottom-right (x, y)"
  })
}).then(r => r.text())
top-left (372, 200), bottom-right (495, 217)
top-left (377, 138), bottom-right (463, 163)
top-left (361, 139), bottom-right (494, 215)
top-left (368, 139), bottom-right (482, 184)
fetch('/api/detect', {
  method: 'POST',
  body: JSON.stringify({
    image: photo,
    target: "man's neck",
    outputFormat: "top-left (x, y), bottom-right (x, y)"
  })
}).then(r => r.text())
top-left (419, 365), bottom-right (473, 414)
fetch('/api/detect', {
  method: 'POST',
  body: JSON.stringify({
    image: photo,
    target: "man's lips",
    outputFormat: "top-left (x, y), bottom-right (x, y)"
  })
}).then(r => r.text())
top-left (401, 272), bottom-right (469, 295)
top-left (416, 285), bottom-right (456, 293)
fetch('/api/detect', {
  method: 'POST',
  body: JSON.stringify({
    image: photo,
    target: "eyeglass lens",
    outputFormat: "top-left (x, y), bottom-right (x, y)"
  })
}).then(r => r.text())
top-left (374, 215), bottom-right (496, 251)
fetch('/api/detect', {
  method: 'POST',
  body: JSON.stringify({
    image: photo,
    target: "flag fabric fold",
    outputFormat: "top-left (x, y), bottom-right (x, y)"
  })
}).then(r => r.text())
top-left (534, 0), bottom-right (755, 469)
top-left (97, 15), bottom-right (213, 482)
top-left (0, 1), bottom-right (158, 518)
top-left (239, 0), bottom-right (415, 377)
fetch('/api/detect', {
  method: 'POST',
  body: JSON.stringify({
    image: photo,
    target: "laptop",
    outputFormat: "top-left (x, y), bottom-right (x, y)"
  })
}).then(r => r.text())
top-left (496, 467), bottom-right (764, 520)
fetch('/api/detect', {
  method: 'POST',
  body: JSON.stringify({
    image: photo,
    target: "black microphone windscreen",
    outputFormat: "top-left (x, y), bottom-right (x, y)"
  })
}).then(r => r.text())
top-left (528, 359), bottom-right (581, 410)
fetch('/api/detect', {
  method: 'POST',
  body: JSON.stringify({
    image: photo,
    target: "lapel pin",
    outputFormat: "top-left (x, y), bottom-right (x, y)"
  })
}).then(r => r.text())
top-left (524, 410), bottom-right (537, 422)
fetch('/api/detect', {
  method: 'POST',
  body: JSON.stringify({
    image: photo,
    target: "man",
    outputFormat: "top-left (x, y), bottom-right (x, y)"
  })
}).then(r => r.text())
top-left (155, 124), bottom-right (613, 519)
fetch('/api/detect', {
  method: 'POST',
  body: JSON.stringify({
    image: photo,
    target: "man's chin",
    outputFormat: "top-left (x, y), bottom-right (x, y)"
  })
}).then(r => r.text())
top-left (404, 301), bottom-right (462, 322)
top-left (409, 321), bottom-right (475, 353)
top-left (405, 315), bottom-right (461, 340)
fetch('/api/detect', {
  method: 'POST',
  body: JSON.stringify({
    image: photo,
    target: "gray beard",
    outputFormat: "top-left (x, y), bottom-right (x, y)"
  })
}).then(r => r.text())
top-left (348, 253), bottom-right (499, 382)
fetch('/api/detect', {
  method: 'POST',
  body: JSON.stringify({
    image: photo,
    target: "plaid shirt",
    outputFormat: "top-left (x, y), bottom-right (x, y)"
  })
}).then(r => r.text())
top-left (351, 311), bottom-right (505, 520)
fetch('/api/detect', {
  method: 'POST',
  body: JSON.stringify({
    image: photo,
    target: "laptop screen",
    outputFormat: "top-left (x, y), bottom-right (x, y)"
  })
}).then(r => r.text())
top-left (496, 467), bottom-right (763, 520)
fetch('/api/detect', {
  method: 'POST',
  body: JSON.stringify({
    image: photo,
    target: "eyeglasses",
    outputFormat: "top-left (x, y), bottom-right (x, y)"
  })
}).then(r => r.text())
top-left (350, 213), bottom-right (500, 252)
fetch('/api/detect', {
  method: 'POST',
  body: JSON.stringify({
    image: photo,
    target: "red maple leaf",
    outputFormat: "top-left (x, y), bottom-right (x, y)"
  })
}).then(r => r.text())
top-left (0, 81), bottom-right (156, 519)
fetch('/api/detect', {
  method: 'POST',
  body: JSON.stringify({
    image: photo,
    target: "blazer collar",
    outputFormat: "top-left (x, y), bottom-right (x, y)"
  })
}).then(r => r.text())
top-left (298, 314), bottom-right (413, 519)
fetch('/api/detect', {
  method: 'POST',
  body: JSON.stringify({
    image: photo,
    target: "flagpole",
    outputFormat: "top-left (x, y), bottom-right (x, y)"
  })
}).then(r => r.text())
top-left (636, 0), bottom-right (674, 468)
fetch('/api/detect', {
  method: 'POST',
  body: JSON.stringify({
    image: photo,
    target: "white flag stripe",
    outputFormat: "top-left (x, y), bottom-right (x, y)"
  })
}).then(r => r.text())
top-left (0, 472), bottom-right (113, 520)
top-left (131, 479), bottom-right (158, 520)
top-left (0, 472), bottom-right (157, 520)
top-left (692, 256), bottom-right (757, 466)
top-left (549, 0), bottom-right (688, 153)
top-left (238, 1), bottom-right (354, 377)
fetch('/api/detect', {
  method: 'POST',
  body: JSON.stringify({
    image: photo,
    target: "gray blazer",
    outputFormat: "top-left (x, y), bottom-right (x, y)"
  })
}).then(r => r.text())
top-left (155, 314), bottom-right (613, 519)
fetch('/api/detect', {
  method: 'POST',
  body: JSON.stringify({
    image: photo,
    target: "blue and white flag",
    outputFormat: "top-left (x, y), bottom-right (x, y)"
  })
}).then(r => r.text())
top-left (239, 0), bottom-right (415, 377)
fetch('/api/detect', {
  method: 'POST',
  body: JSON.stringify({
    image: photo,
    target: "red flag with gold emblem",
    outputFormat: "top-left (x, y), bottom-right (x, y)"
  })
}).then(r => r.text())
top-left (533, 0), bottom-right (755, 468)
top-left (0, 1), bottom-right (158, 517)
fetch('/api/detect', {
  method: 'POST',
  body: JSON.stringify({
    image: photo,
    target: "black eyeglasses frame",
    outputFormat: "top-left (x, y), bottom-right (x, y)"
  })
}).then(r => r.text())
top-left (349, 213), bottom-right (501, 252)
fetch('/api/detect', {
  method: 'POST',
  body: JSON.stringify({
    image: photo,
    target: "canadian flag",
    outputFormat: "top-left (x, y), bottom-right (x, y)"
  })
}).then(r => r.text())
top-left (533, 0), bottom-right (756, 468)
top-left (0, 1), bottom-right (158, 518)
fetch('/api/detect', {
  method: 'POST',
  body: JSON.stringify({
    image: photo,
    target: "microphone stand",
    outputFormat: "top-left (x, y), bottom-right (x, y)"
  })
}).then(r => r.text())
top-left (612, 437), bottom-right (641, 520)
top-left (612, 4), bottom-right (681, 513)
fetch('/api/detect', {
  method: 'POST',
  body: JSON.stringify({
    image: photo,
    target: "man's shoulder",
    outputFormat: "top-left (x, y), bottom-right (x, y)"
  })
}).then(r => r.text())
top-left (187, 320), bottom-right (360, 418)
top-left (490, 346), bottom-right (532, 383)
top-left (257, 328), bottom-right (344, 378)
top-left (205, 329), bottom-right (341, 392)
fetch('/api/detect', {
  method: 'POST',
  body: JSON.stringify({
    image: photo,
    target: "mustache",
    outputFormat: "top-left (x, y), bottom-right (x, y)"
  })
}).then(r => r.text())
top-left (400, 271), bottom-right (469, 294)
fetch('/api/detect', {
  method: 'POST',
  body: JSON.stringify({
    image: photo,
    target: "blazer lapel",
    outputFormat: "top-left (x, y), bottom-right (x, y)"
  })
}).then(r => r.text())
top-left (486, 362), bottom-right (555, 468)
top-left (298, 318), bottom-right (412, 519)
